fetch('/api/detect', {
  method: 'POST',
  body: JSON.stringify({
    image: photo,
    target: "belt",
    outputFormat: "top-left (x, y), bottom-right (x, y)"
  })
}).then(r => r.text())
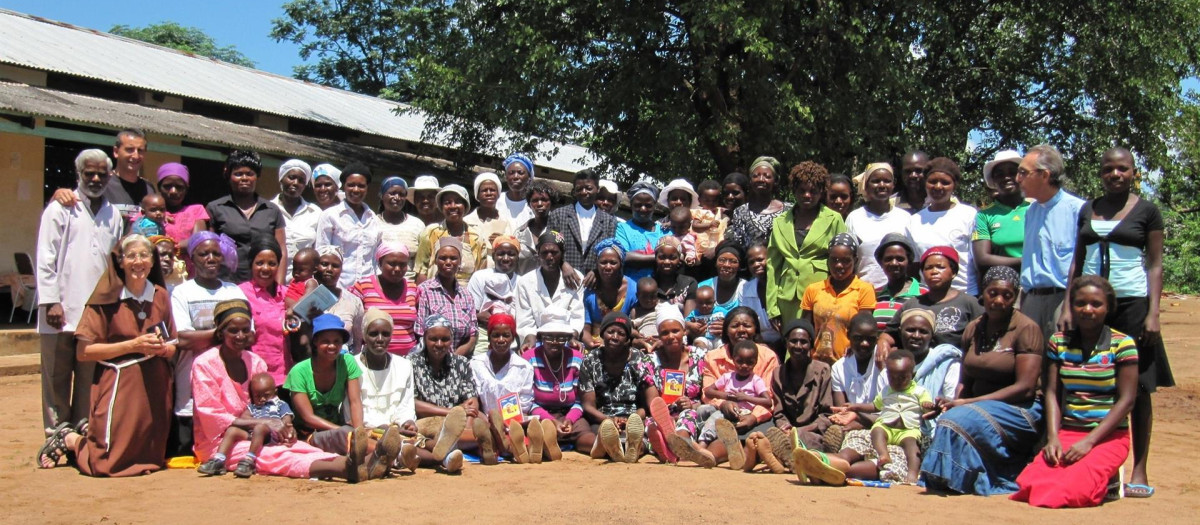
top-left (1026, 287), bottom-right (1065, 296)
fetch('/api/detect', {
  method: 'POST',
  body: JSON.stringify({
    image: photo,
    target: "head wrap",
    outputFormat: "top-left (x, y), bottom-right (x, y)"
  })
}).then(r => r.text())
top-left (375, 241), bottom-right (409, 262)
top-left (594, 237), bottom-right (625, 260)
top-left (473, 172), bottom-right (503, 199)
top-left (148, 234), bottom-right (173, 248)
top-left (424, 314), bottom-right (454, 331)
top-left (487, 312), bottom-right (517, 334)
top-left (654, 303), bottom-right (685, 330)
top-left (436, 184), bottom-right (472, 213)
top-left (363, 307), bottom-right (394, 332)
top-left (131, 217), bottom-right (162, 237)
top-left (900, 308), bottom-right (936, 329)
top-left (492, 234), bottom-right (520, 252)
top-left (503, 153), bottom-right (535, 178)
top-left (312, 164), bottom-right (342, 189)
top-left (750, 156), bottom-right (782, 176)
top-left (782, 318), bottom-right (816, 342)
top-left (214, 299), bottom-right (252, 333)
top-left (436, 236), bottom-right (464, 255)
top-left (656, 235), bottom-right (682, 252)
top-left (926, 157), bottom-right (962, 183)
top-left (828, 232), bottom-right (860, 252)
top-left (658, 179), bottom-right (700, 209)
top-left (626, 181), bottom-right (660, 201)
top-left (598, 180), bottom-right (619, 195)
top-left (187, 231), bottom-right (238, 272)
top-left (920, 246), bottom-right (960, 274)
top-left (599, 312), bottom-right (633, 340)
top-left (316, 245), bottom-right (343, 261)
top-left (855, 162), bottom-right (894, 196)
top-left (278, 159), bottom-right (312, 185)
top-left (715, 240), bottom-right (744, 262)
top-left (156, 162), bottom-right (190, 184)
top-left (874, 233), bottom-right (915, 263)
top-left (983, 265), bottom-right (1021, 290)
top-left (537, 230), bottom-right (565, 251)
top-left (380, 176), bottom-right (408, 196)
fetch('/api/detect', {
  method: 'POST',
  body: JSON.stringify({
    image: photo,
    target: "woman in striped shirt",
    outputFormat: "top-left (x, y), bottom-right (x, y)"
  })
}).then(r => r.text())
top-left (350, 242), bottom-right (419, 356)
top-left (521, 320), bottom-right (596, 461)
top-left (1011, 276), bottom-right (1138, 508)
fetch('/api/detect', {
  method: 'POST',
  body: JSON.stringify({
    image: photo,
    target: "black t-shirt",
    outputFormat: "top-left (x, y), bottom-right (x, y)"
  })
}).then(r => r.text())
top-left (886, 291), bottom-right (984, 349)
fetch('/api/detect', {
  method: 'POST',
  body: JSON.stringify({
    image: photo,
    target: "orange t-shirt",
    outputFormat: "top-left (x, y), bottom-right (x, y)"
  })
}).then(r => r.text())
top-left (800, 277), bottom-right (876, 363)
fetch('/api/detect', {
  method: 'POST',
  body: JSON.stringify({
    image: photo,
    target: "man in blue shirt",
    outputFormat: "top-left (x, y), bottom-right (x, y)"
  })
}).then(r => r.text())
top-left (1018, 144), bottom-right (1084, 340)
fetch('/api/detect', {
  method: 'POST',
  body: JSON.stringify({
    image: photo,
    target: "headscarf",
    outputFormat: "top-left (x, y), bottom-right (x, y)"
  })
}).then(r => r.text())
top-left (424, 314), bottom-right (454, 331)
top-left (148, 234), bottom-right (174, 249)
top-left (599, 311), bottom-right (633, 340)
top-left (380, 176), bottom-right (408, 196)
top-left (983, 265), bottom-right (1021, 290)
top-left (537, 230), bottom-right (565, 251)
top-left (920, 246), bottom-right (960, 274)
top-left (375, 241), bottom-right (409, 262)
top-left (473, 171), bottom-right (503, 199)
top-left (654, 303), bottom-right (685, 330)
top-left (594, 237), bottom-right (625, 260)
top-left (492, 234), bottom-right (520, 252)
top-left (926, 157), bottom-right (962, 183)
top-left (278, 159), bottom-right (313, 185)
top-left (749, 156), bottom-right (782, 176)
top-left (487, 312), bottom-right (517, 334)
top-left (715, 240), bottom-right (744, 262)
top-left (131, 217), bottom-right (162, 237)
top-left (503, 153), bottom-right (535, 178)
top-left (656, 235), bottom-right (682, 252)
top-left (363, 307), bottom-right (394, 331)
top-left (828, 232), bottom-right (860, 252)
top-left (782, 318), bottom-right (816, 341)
top-left (187, 231), bottom-right (238, 272)
top-left (626, 181), bottom-right (659, 201)
top-left (855, 162), bottom-right (894, 196)
top-left (214, 299), bottom-right (252, 333)
top-left (316, 245), bottom-right (343, 261)
top-left (156, 162), bottom-right (189, 184)
top-left (436, 236), bottom-right (464, 255)
top-left (312, 164), bottom-right (342, 189)
top-left (900, 308), bottom-right (936, 329)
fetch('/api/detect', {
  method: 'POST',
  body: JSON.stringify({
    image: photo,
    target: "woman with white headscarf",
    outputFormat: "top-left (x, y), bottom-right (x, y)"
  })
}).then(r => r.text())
top-left (464, 171), bottom-right (513, 250)
top-left (271, 159), bottom-right (322, 279)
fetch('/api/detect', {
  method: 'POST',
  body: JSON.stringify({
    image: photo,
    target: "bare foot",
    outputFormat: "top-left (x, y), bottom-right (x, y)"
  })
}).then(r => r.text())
top-left (905, 471), bottom-right (920, 484)
top-left (876, 451), bottom-right (892, 468)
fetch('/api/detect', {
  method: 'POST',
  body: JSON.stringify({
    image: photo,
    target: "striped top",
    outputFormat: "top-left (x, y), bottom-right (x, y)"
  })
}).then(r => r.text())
top-left (872, 278), bottom-right (925, 330)
top-left (522, 346), bottom-right (585, 423)
top-left (350, 275), bottom-right (419, 356)
top-left (1048, 328), bottom-right (1138, 429)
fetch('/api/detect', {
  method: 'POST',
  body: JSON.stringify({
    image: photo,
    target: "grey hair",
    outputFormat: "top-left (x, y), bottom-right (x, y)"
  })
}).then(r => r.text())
top-left (74, 149), bottom-right (113, 174)
top-left (119, 233), bottom-right (153, 254)
top-left (1029, 144), bottom-right (1064, 186)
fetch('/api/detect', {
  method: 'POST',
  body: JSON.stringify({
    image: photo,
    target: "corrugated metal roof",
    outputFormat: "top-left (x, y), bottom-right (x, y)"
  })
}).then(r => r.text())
top-left (0, 9), bottom-right (598, 173)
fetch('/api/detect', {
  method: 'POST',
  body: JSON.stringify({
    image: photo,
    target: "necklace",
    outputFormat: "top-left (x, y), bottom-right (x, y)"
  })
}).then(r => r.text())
top-left (542, 348), bottom-right (570, 403)
top-left (131, 298), bottom-right (151, 320)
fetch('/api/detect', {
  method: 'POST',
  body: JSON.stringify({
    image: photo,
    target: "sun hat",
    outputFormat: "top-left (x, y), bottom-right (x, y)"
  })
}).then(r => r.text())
top-left (407, 175), bottom-right (441, 203)
top-left (983, 149), bottom-right (1023, 189)
top-left (658, 179), bottom-right (699, 209)
top-left (435, 184), bottom-right (472, 213)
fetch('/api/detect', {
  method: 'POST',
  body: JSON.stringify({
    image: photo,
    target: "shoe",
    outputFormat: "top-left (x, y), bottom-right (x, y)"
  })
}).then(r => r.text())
top-left (473, 417), bottom-right (497, 465)
top-left (526, 417), bottom-right (544, 464)
top-left (369, 424), bottom-right (404, 479)
top-left (346, 427), bottom-right (370, 483)
top-left (399, 442), bottom-right (419, 473)
top-left (442, 449), bottom-right (464, 473)
top-left (624, 413), bottom-right (645, 464)
top-left (665, 433), bottom-right (716, 468)
top-left (765, 426), bottom-right (794, 470)
top-left (755, 436), bottom-right (787, 474)
top-left (822, 424), bottom-right (845, 453)
top-left (541, 419), bottom-right (562, 461)
top-left (598, 419), bottom-right (623, 461)
top-left (792, 448), bottom-right (846, 486)
top-left (197, 457), bottom-right (227, 476)
top-left (648, 397), bottom-right (675, 438)
top-left (715, 418), bottom-right (744, 470)
top-left (508, 421), bottom-right (528, 464)
top-left (742, 433), bottom-right (761, 472)
top-left (233, 456), bottom-right (256, 478)
top-left (646, 421), bottom-right (677, 464)
top-left (432, 407), bottom-right (467, 462)
top-left (488, 409), bottom-right (506, 454)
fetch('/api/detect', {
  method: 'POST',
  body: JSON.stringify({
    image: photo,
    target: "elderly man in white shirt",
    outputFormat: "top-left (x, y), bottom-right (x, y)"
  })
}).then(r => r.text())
top-left (36, 149), bottom-right (124, 433)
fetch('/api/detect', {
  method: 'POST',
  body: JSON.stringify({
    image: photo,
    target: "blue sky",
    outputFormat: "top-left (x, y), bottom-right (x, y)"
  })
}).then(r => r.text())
top-left (0, 1), bottom-right (303, 77)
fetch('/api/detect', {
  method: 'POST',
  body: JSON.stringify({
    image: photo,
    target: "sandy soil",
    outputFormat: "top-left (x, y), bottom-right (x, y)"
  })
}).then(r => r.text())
top-left (3, 298), bottom-right (1200, 524)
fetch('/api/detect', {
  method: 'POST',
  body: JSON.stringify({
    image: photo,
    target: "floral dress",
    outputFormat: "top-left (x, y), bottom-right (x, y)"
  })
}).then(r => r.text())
top-left (637, 345), bottom-right (707, 437)
top-left (725, 202), bottom-right (792, 247)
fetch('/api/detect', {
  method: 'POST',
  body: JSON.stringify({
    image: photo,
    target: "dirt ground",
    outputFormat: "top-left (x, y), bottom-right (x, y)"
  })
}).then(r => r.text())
top-left (3, 299), bottom-right (1199, 524)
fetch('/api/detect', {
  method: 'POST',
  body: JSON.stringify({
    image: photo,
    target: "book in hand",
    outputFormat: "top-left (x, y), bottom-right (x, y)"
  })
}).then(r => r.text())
top-left (291, 284), bottom-right (338, 321)
top-left (661, 369), bottom-right (685, 404)
top-left (498, 393), bottom-right (523, 425)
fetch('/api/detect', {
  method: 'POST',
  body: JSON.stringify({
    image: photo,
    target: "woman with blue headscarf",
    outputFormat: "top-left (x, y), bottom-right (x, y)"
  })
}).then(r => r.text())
top-left (377, 176), bottom-right (425, 263)
top-left (501, 153), bottom-right (536, 225)
top-left (583, 239), bottom-right (637, 349)
top-left (615, 181), bottom-right (666, 281)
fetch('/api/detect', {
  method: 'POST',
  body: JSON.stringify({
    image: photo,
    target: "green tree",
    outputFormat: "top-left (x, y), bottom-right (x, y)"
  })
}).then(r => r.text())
top-left (111, 22), bottom-right (256, 68)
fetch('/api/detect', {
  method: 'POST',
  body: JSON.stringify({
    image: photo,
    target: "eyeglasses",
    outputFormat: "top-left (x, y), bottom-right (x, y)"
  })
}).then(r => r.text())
top-left (123, 252), bottom-right (153, 261)
top-left (1015, 167), bottom-right (1043, 178)
top-left (541, 334), bottom-right (571, 343)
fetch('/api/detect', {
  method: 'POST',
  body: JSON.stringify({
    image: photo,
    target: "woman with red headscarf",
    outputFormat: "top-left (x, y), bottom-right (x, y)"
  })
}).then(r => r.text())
top-left (469, 313), bottom-right (536, 464)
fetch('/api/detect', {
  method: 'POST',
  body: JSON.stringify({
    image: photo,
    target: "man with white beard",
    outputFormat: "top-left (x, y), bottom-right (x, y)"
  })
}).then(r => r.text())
top-left (36, 149), bottom-right (124, 433)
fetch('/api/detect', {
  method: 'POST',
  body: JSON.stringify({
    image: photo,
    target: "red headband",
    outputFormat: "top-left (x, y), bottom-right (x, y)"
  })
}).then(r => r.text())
top-left (487, 313), bottom-right (517, 333)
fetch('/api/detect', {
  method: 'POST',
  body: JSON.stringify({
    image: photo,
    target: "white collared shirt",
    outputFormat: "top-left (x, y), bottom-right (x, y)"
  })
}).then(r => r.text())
top-left (575, 202), bottom-right (596, 243)
top-left (470, 352), bottom-right (535, 415)
top-left (271, 195), bottom-right (322, 278)
top-left (502, 194), bottom-right (533, 227)
top-left (35, 190), bottom-right (123, 334)
top-left (315, 201), bottom-right (382, 288)
top-left (514, 266), bottom-right (586, 343)
top-left (119, 284), bottom-right (156, 303)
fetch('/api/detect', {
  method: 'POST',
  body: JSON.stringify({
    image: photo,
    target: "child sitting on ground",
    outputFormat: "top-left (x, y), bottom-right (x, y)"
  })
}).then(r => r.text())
top-left (697, 340), bottom-right (771, 448)
top-left (197, 372), bottom-right (296, 478)
top-left (685, 286), bottom-right (723, 350)
top-left (666, 206), bottom-right (699, 266)
top-left (831, 349), bottom-right (936, 483)
top-left (629, 277), bottom-right (660, 349)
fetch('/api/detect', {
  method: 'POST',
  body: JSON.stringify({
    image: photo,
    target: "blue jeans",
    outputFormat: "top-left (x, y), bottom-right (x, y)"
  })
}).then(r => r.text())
top-left (920, 400), bottom-right (1043, 495)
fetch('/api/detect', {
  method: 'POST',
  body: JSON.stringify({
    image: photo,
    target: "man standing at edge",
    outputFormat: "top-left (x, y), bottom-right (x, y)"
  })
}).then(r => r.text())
top-left (1017, 144), bottom-right (1084, 340)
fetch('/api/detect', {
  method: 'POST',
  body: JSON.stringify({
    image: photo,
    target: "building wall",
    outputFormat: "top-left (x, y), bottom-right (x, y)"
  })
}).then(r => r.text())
top-left (0, 131), bottom-right (46, 274)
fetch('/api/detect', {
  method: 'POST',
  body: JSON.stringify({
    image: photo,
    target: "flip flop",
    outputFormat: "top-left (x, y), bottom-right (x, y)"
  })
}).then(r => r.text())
top-left (1124, 484), bottom-right (1155, 498)
top-left (792, 448), bottom-right (846, 486)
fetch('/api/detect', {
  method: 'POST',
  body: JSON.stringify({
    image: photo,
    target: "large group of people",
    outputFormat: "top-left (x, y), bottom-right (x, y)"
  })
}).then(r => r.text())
top-left (31, 128), bottom-right (1172, 508)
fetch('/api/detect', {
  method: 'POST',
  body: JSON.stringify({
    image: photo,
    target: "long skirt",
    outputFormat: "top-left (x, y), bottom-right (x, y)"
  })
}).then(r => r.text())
top-left (920, 400), bottom-right (1042, 495)
top-left (75, 356), bottom-right (172, 477)
top-left (1011, 427), bottom-right (1130, 508)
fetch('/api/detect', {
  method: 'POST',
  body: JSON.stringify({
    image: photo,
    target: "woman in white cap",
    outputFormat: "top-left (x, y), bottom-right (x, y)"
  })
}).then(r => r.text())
top-left (846, 162), bottom-right (911, 291)
top-left (311, 164), bottom-right (342, 210)
top-left (973, 150), bottom-right (1027, 276)
top-left (596, 180), bottom-right (624, 224)
top-left (410, 175), bottom-right (444, 226)
top-left (271, 159), bottom-right (322, 279)
top-left (413, 184), bottom-right (489, 288)
top-left (464, 171), bottom-right (513, 248)
top-left (514, 231), bottom-right (585, 350)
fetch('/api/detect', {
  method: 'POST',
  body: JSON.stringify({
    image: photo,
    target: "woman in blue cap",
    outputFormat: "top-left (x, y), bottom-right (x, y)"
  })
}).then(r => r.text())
top-left (283, 313), bottom-right (365, 454)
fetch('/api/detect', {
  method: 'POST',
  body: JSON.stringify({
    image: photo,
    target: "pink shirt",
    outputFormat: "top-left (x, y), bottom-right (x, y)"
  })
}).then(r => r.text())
top-left (713, 371), bottom-right (769, 412)
top-left (238, 280), bottom-right (290, 384)
top-left (164, 204), bottom-right (209, 245)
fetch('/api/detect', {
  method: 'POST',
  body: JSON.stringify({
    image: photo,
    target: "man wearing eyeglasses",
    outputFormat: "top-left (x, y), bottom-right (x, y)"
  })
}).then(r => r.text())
top-left (1016, 144), bottom-right (1085, 340)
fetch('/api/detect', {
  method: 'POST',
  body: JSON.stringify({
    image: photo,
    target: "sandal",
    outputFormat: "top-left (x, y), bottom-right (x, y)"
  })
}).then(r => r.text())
top-left (1125, 483), bottom-right (1155, 498)
top-left (36, 422), bottom-right (74, 468)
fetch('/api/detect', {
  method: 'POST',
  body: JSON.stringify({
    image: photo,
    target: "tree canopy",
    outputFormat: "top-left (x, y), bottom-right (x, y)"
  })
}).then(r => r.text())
top-left (111, 22), bottom-right (256, 68)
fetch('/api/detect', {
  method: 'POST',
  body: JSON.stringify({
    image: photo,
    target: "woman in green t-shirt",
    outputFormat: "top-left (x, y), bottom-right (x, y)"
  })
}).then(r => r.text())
top-left (973, 150), bottom-right (1028, 279)
top-left (285, 313), bottom-right (364, 454)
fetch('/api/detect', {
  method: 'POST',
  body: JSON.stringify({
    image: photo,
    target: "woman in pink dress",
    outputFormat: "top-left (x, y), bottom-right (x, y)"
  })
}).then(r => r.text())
top-left (237, 237), bottom-right (292, 383)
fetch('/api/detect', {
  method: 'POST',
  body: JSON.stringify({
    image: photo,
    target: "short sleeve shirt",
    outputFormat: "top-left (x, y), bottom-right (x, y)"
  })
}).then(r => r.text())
top-left (973, 200), bottom-right (1030, 258)
top-left (1047, 327), bottom-right (1137, 429)
top-left (206, 195), bottom-right (285, 283)
top-left (408, 349), bottom-right (478, 408)
top-left (283, 354), bottom-right (363, 427)
top-left (960, 311), bottom-right (1044, 398)
top-left (579, 347), bottom-right (644, 418)
top-left (801, 277), bottom-right (877, 363)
